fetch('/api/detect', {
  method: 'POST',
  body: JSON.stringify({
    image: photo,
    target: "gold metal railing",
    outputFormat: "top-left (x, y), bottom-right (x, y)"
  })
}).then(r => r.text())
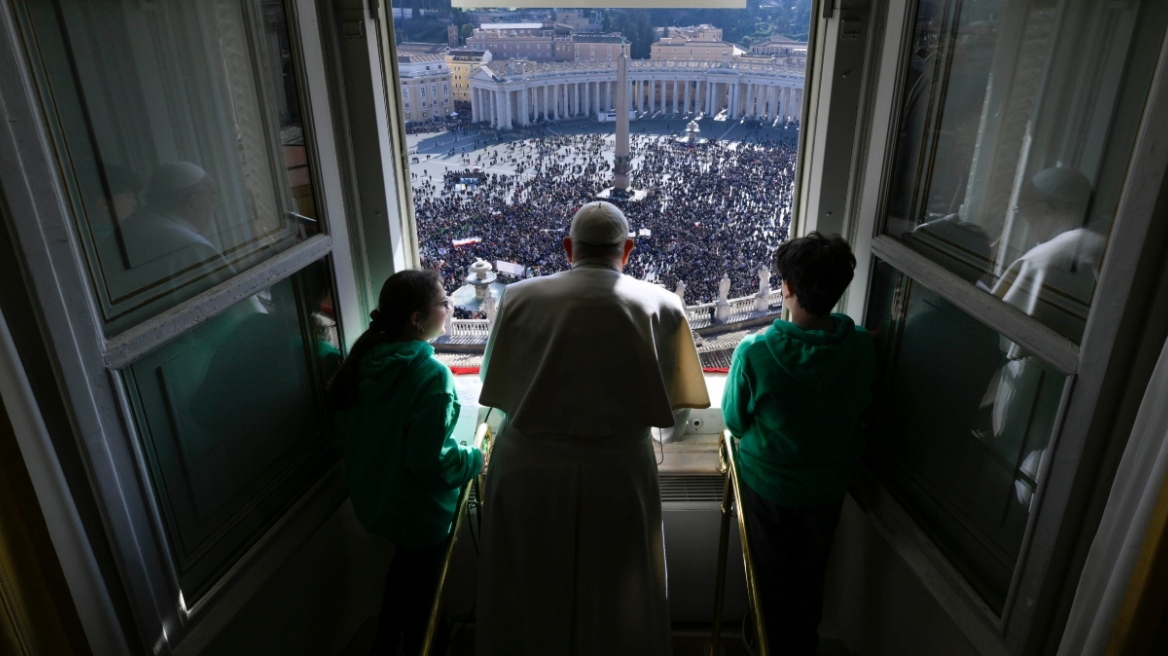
top-left (708, 430), bottom-right (769, 656)
top-left (420, 421), bottom-right (493, 656)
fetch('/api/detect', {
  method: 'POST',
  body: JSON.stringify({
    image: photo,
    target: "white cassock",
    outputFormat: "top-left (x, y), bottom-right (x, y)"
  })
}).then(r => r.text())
top-left (476, 260), bottom-right (710, 656)
top-left (991, 228), bottom-right (1104, 508)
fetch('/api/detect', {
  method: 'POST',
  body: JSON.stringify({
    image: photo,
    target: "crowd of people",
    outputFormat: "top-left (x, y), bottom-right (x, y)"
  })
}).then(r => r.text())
top-left (414, 127), bottom-right (797, 308)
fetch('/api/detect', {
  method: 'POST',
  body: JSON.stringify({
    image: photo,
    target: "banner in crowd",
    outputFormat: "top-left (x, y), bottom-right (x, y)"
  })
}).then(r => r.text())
top-left (496, 260), bottom-right (525, 277)
top-left (452, 237), bottom-right (482, 248)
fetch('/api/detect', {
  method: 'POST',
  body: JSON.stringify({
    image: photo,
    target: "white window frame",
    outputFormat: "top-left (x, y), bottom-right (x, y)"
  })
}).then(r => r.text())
top-left (0, 0), bottom-right (366, 652)
top-left (840, 0), bottom-right (1168, 653)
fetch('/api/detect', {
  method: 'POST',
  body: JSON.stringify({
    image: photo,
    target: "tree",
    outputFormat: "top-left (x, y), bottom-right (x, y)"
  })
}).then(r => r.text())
top-left (460, 23), bottom-right (474, 43)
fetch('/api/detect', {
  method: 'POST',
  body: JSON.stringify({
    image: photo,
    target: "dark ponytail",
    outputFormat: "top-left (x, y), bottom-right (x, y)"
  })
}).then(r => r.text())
top-left (327, 269), bottom-right (443, 412)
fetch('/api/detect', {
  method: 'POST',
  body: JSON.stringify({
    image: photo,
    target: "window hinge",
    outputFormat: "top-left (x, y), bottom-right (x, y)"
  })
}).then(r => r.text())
top-left (822, 0), bottom-right (835, 20)
top-left (368, 0), bottom-right (380, 21)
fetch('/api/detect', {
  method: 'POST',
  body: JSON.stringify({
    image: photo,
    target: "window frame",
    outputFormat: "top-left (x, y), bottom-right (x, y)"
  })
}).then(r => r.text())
top-left (0, 0), bottom-right (366, 652)
top-left (846, 0), bottom-right (1168, 653)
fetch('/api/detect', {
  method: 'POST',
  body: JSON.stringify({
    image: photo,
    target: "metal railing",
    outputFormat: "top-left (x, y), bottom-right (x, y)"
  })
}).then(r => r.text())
top-left (708, 430), bottom-right (769, 656)
top-left (421, 421), bottom-right (493, 656)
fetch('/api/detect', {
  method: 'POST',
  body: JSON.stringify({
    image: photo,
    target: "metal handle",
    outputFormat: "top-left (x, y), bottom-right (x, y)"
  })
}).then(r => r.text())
top-left (419, 421), bottom-right (492, 656)
top-left (708, 430), bottom-right (769, 656)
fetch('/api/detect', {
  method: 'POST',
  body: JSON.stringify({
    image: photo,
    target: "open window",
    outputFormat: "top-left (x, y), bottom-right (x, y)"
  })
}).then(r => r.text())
top-left (851, 0), bottom-right (1168, 651)
top-left (1, 0), bottom-right (365, 650)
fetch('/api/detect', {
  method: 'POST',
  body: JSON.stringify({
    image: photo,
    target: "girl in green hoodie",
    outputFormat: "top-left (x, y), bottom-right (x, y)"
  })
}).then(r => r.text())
top-left (329, 269), bottom-right (483, 656)
top-left (722, 233), bottom-right (876, 655)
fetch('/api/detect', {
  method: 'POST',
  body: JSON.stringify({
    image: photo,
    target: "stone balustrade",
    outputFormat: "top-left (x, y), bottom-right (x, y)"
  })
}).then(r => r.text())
top-left (443, 269), bottom-right (784, 346)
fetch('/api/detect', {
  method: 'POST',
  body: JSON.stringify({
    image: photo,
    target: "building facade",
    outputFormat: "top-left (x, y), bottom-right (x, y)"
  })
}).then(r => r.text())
top-left (664, 24), bottom-right (723, 41)
top-left (650, 37), bottom-right (743, 62)
top-left (750, 35), bottom-right (808, 59)
top-left (398, 54), bottom-right (453, 122)
top-left (569, 34), bottom-right (629, 63)
top-left (446, 49), bottom-right (490, 103)
top-left (466, 22), bottom-right (574, 62)
top-left (469, 57), bottom-right (803, 130)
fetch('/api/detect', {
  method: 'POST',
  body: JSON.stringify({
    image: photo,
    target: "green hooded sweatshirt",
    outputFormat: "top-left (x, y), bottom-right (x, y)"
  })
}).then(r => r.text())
top-left (722, 314), bottom-right (876, 507)
top-left (335, 340), bottom-right (482, 550)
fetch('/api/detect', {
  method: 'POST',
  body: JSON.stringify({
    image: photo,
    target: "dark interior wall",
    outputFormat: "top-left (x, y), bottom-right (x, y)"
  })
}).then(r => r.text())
top-left (822, 496), bottom-right (981, 656)
top-left (194, 501), bottom-right (389, 656)
top-left (0, 388), bottom-right (91, 655)
top-left (1, 191), bottom-right (88, 653)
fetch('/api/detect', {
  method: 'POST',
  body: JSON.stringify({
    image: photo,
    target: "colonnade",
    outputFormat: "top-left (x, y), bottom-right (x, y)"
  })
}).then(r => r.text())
top-left (472, 78), bottom-right (618, 128)
top-left (470, 70), bottom-right (803, 130)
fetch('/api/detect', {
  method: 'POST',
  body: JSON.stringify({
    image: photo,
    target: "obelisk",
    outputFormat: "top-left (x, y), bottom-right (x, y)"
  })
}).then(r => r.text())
top-left (613, 52), bottom-right (631, 192)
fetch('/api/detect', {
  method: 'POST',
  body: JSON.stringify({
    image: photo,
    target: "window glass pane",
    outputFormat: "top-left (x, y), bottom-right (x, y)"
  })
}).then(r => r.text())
top-left (866, 260), bottom-right (1068, 612)
top-left (402, 6), bottom-right (810, 312)
top-left (17, 0), bottom-right (320, 334)
top-left (884, 0), bottom-right (1167, 344)
top-left (123, 259), bottom-right (341, 601)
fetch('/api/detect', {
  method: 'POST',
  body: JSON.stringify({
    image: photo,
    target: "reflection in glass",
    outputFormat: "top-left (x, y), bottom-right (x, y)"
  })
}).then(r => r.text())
top-left (884, 0), bottom-right (1166, 343)
top-left (867, 260), bottom-right (1067, 612)
top-left (124, 260), bottom-right (340, 601)
top-left (17, 0), bottom-right (319, 333)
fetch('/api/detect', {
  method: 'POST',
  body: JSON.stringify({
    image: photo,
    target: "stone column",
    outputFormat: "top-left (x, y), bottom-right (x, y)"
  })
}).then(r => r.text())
top-left (553, 84), bottom-right (559, 120)
top-left (584, 81), bottom-right (591, 116)
top-left (471, 88), bottom-right (479, 122)
top-left (573, 83), bottom-right (580, 116)
top-left (683, 79), bottom-right (691, 114)
top-left (614, 53), bottom-right (631, 191)
top-left (755, 265), bottom-right (771, 313)
top-left (484, 294), bottom-right (498, 333)
top-left (673, 80), bottom-right (679, 113)
top-left (715, 274), bottom-right (732, 323)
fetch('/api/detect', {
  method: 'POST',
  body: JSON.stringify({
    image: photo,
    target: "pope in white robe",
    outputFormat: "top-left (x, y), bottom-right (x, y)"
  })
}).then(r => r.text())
top-left (990, 168), bottom-right (1102, 509)
top-left (476, 201), bottom-right (710, 655)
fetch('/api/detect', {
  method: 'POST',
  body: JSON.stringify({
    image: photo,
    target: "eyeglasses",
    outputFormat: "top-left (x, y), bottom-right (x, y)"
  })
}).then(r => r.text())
top-left (433, 296), bottom-right (452, 310)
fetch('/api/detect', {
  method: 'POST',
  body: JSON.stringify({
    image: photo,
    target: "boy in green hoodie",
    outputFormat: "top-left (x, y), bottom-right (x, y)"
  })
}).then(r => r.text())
top-left (722, 232), bottom-right (875, 655)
